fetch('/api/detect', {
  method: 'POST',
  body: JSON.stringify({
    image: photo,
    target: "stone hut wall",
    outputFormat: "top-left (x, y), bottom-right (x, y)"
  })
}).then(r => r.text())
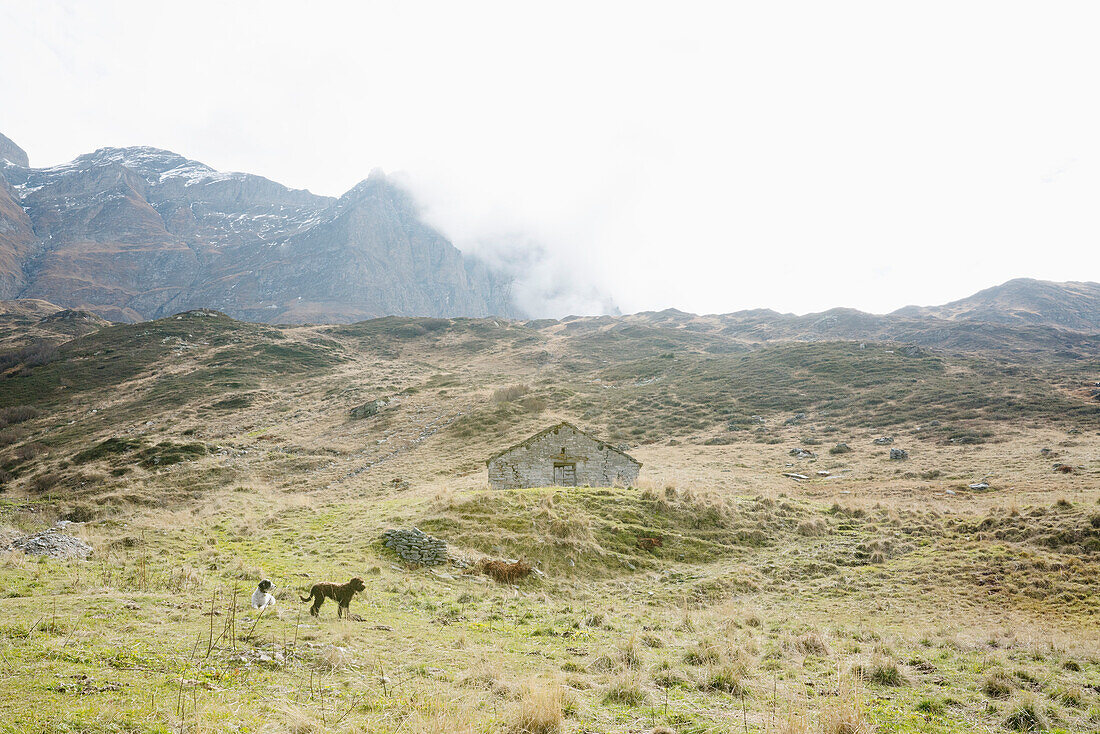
top-left (487, 424), bottom-right (640, 490)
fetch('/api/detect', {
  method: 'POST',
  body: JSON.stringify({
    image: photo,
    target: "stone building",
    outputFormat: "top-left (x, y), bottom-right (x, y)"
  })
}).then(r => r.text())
top-left (486, 422), bottom-right (641, 489)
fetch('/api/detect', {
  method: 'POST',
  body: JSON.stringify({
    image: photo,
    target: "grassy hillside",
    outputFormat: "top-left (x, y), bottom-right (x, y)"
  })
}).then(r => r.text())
top-left (0, 310), bottom-right (1097, 733)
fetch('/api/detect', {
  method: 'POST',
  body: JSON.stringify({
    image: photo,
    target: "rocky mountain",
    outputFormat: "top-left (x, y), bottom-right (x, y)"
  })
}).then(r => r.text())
top-left (893, 278), bottom-right (1100, 332)
top-left (0, 134), bottom-right (515, 322)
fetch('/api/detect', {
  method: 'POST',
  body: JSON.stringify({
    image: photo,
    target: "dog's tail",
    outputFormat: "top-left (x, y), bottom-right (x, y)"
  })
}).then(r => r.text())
top-left (299, 592), bottom-right (313, 602)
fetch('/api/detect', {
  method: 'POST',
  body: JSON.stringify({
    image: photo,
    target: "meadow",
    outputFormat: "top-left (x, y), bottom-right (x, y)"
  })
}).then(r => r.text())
top-left (0, 311), bottom-right (1096, 733)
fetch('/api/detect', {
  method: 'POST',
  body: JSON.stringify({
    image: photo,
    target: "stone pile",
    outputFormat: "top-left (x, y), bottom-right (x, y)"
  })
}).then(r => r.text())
top-left (8, 530), bottom-right (93, 559)
top-left (382, 528), bottom-right (447, 566)
top-left (889, 448), bottom-right (909, 460)
top-left (789, 448), bottom-right (816, 459)
top-left (873, 437), bottom-right (894, 445)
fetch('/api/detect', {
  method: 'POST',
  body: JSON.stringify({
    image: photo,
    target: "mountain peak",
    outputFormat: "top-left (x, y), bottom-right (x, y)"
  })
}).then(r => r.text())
top-left (69, 146), bottom-right (243, 187)
top-left (0, 132), bottom-right (29, 168)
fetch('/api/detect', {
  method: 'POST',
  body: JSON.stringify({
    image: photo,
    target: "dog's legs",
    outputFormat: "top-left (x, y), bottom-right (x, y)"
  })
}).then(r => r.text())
top-left (310, 596), bottom-right (322, 617)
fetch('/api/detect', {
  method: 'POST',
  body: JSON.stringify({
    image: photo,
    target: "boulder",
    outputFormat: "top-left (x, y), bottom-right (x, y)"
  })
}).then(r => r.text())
top-left (789, 448), bottom-right (816, 459)
top-left (889, 448), bottom-right (909, 460)
top-left (872, 437), bottom-right (894, 445)
top-left (829, 443), bottom-right (852, 454)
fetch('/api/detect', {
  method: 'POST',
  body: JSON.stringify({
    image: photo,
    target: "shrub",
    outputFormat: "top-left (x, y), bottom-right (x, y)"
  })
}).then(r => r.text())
top-left (15, 442), bottom-right (47, 461)
top-left (684, 642), bottom-right (722, 666)
top-left (616, 636), bottom-right (642, 669)
top-left (602, 674), bottom-right (647, 706)
top-left (473, 559), bottom-right (533, 584)
top-left (981, 672), bottom-right (1014, 699)
top-left (790, 632), bottom-right (830, 657)
top-left (63, 504), bottom-right (96, 523)
top-left (851, 657), bottom-right (907, 686)
top-left (30, 472), bottom-right (61, 492)
top-left (0, 428), bottom-right (23, 447)
top-left (820, 692), bottom-right (874, 734)
top-left (915, 697), bottom-right (945, 715)
top-left (829, 443), bottom-right (852, 455)
top-left (700, 664), bottom-right (749, 695)
top-left (73, 437), bottom-right (143, 464)
top-left (492, 384), bottom-right (530, 403)
top-left (0, 406), bottom-right (39, 425)
top-left (510, 678), bottom-right (563, 734)
top-left (1052, 685), bottom-right (1085, 708)
top-left (1003, 694), bottom-right (1048, 731)
top-left (796, 519), bottom-right (827, 537)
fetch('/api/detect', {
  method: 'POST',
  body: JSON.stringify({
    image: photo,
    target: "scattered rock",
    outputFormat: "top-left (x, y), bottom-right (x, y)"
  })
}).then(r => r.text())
top-left (382, 528), bottom-right (447, 566)
top-left (1040, 448), bottom-right (1053, 457)
top-left (829, 443), bottom-right (852, 454)
top-left (816, 470), bottom-right (831, 476)
top-left (889, 449), bottom-right (909, 460)
top-left (968, 483), bottom-right (990, 490)
top-left (8, 530), bottom-right (92, 559)
top-left (782, 472), bottom-right (809, 481)
top-left (873, 437), bottom-right (894, 445)
top-left (789, 448), bottom-right (816, 459)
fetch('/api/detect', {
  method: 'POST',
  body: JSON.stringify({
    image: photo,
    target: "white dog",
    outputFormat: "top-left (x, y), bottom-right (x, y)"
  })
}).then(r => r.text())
top-left (251, 579), bottom-right (276, 611)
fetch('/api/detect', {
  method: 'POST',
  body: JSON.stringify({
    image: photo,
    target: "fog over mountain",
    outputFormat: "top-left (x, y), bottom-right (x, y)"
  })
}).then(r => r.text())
top-left (4, 2), bottom-right (1099, 319)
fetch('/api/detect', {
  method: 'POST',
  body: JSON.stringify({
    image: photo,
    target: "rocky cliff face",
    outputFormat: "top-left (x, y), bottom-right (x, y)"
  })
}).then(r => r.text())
top-left (0, 135), bottom-right (515, 322)
top-left (0, 133), bottom-right (28, 168)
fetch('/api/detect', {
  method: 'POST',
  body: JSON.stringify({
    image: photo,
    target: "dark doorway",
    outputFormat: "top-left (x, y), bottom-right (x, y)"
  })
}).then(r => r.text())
top-left (553, 462), bottom-right (576, 486)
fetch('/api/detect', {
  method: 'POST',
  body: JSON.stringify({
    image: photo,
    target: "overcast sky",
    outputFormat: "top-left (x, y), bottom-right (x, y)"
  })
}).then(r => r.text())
top-left (2, 1), bottom-right (1098, 317)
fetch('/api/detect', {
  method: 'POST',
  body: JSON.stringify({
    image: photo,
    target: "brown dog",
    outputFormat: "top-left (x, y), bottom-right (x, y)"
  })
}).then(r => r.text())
top-left (299, 577), bottom-right (366, 618)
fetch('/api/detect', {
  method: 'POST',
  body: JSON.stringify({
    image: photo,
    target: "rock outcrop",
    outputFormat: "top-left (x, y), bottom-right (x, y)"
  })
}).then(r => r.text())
top-left (0, 133), bottom-right (28, 168)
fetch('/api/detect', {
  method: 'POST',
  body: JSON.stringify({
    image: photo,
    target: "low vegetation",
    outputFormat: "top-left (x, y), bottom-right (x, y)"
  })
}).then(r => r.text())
top-left (0, 309), bottom-right (1096, 732)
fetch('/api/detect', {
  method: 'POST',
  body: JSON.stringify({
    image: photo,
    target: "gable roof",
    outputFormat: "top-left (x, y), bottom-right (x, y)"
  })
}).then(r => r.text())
top-left (486, 421), bottom-right (641, 466)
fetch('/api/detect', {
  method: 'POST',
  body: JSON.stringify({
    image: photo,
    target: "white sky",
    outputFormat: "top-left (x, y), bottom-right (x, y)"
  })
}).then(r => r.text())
top-left (2, 1), bottom-right (1098, 317)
